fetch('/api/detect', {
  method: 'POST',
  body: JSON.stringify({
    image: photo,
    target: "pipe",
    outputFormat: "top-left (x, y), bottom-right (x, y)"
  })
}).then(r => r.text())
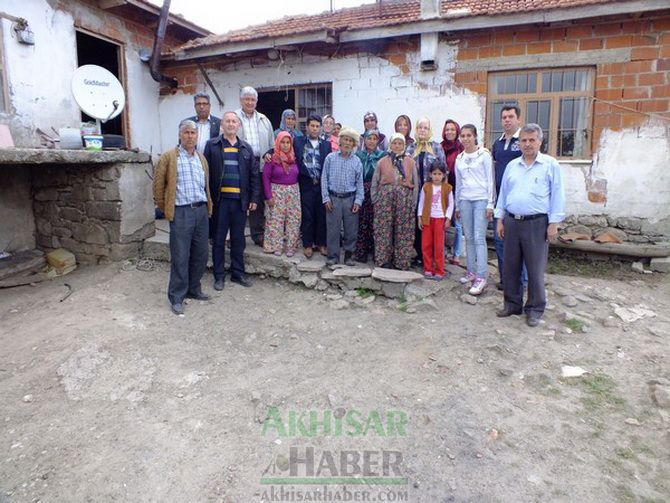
top-left (149, 0), bottom-right (178, 87)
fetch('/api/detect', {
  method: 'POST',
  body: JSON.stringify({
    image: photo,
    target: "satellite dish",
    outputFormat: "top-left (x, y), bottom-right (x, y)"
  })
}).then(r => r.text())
top-left (71, 65), bottom-right (125, 124)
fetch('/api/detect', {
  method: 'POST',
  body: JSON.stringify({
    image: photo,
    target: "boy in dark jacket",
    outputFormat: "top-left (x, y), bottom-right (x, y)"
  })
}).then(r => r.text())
top-left (293, 114), bottom-right (332, 258)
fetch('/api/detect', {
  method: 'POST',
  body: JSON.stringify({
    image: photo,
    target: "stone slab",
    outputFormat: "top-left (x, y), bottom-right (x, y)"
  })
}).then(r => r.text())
top-left (404, 278), bottom-right (453, 301)
top-left (650, 257), bottom-right (670, 273)
top-left (297, 260), bottom-right (327, 273)
top-left (372, 267), bottom-right (423, 283)
top-left (332, 266), bottom-right (373, 278)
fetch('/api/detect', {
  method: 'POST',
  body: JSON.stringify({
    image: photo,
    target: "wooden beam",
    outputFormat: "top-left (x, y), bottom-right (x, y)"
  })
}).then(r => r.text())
top-left (98, 0), bottom-right (127, 10)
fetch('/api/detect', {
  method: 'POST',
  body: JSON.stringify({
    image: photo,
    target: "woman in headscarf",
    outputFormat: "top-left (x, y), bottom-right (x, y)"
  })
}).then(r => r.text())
top-left (441, 119), bottom-right (465, 265)
top-left (370, 133), bottom-right (419, 270)
top-left (274, 109), bottom-right (304, 140)
top-left (320, 114), bottom-right (335, 141)
top-left (262, 131), bottom-right (301, 256)
top-left (406, 116), bottom-right (446, 265)
top-left (360, 111), bottom-right (389, 151)
top-left (330, 122), bottom-right (341, 152)
top-left (354, 128), bottom-right (387, 263)
top-left (394, 115), bottom-right (415, 146)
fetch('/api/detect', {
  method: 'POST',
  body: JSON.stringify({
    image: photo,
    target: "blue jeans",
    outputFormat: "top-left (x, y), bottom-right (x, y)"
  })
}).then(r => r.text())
top-left (494, 217), bottom-right (528, 287)
top-left (453, 217), bottom-right (463, 257)
top-left (459, 199), bottom-right (489, 278)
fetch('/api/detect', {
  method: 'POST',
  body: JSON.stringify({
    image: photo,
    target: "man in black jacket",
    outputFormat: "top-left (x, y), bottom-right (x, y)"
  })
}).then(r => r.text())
top-left (204, 112), bottom-right (260, 290)
top-left (186, 93), bottom-right (221, 153)
top-left (294, 114), bottom-right (332, 258)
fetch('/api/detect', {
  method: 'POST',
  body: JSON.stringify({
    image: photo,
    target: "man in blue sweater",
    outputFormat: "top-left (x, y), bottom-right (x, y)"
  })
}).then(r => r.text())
top-left (492, 105), bottom-right (527, 290)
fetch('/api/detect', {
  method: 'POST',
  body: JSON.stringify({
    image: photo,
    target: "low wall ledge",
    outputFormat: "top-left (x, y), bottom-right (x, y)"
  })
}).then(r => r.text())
top-left (0, 148), bottom-right (151, 165)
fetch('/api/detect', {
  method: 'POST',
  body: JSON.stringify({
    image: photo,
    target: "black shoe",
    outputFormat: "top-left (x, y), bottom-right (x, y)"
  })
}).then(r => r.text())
top-left (496, 282), bottom-right (504, 291)
top-left (231, 275), bottom-right (252, 287)
top-left (171, 302), bottom-right (184, 315)
top-left (326, 257), bottom-right (338, 266)
top-left (496, 308), bottom-right (522, 318)
top-left (186, 291), bottom-right (210, 301)
top-left (253, 238), bottom-right (264, 247)
top-left (526, 315), bottom-right (541, 327)
top-left (344, 252), bottom-right (355, 267)
top-left (213, 279), bottom-right (225, 291)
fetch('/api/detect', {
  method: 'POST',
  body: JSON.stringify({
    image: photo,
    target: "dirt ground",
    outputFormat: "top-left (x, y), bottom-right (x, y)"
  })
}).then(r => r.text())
top-left (1, 259), bottom-right (669, 503)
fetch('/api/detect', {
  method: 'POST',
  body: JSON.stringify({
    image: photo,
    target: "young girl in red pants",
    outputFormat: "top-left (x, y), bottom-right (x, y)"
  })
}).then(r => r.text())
top-left (417, 162), bottom-right (454, 280)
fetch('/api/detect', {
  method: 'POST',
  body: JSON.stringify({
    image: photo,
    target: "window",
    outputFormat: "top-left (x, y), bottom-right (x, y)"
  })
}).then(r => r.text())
top-left (258, 83), bottom-right (332, 134)
top-left (295, 84), bottom-right (332, 132)
top-left (487, 68), bottom-right (594, 159)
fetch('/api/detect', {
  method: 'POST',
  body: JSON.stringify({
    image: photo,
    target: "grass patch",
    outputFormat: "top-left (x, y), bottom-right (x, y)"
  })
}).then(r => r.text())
top-left (615, 484), bottom-right (636, 503)
top-left (565, 318), bottom-right (585, 332)
top-left (570, 373), bottom-right (626, 410)
top-left (355, 287), bottom-right (375, 299)
top-left (615, 447), bottom-right (636, 460)
top-left (539, 374), bottom-right (561, 397)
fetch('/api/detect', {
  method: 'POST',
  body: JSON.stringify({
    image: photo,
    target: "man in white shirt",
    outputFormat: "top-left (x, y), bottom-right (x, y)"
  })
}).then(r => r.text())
top-left (235, 86), bottom-right (274, 246)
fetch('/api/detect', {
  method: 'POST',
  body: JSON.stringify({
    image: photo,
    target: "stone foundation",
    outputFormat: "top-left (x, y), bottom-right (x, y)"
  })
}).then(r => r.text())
top-left (141, 222), bottom-right (456, 300)
top-left (0, 149), bottom-right (155, 265)
top-left (561, 214), bottom-right (670, 244)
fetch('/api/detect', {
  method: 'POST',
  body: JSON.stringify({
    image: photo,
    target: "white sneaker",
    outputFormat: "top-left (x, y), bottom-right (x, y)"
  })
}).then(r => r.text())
top-left (469, 277), bottom-right (487, 296)
top-left (459, 272), bottom-right (476, 284)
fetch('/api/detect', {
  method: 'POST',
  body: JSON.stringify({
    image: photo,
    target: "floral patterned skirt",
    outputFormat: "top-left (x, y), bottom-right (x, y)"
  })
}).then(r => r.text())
top-left (373, 184), bottom-right (416, 270)
top-left (263, 183), bottom-right (301, 253)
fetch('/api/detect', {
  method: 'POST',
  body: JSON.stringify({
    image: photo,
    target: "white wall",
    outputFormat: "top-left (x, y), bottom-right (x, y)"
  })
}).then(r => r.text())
top-left (561, 124), bottom-right (670, 222)
top-left (0, 0), bottom-right (161, 152)
top-left (158, 40), bottom-right (483, 153)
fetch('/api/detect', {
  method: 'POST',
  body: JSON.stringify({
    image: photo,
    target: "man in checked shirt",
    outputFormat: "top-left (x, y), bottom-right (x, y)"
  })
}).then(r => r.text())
top-left (153, 120), bottom-right (213, 315)
top-left (321, 126), bottom-right (364, 267)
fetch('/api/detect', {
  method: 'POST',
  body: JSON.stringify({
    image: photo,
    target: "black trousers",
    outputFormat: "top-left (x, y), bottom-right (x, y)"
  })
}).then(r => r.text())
top-left (248, 157), bottom-right (264, 245)
top-left (168, 204), bottom-right (209, 304)
top-left (299, 178), bottom-right (327, 248)
top-left (502, 214), bottom-right (549, 316)
top-left (212, 197), bottom-right (247, 281)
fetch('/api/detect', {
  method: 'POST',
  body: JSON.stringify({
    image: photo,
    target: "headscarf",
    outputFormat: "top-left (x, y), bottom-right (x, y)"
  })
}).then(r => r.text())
top-left (440, 120), bottom-right (464, 173)
top-left (357, 129), bottom-right (386, 181)
top-left (271, 131), bottom-right (296, 174)
top-left (275, 109), bottom-right (301, 139)
top-left (322, 114), bottom-right (335, 134)
top-left (412, 116), bottom-right (435, 157)
top-left (363, 111), bottom-right (378, 123)
top-left (394, 115), bottom-right (415, 146)
top-left (338, 126), bottom-right (360, 147)
top-left (388, 132), bottom-right (407, 179)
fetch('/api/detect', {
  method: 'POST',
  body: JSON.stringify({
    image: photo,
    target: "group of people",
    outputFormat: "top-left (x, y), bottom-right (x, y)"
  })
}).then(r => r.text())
top-left (153, 86), bottom-right (565, 328)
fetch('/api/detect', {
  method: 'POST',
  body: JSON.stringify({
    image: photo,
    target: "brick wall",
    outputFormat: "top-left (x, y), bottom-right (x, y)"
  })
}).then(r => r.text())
top-left (453, 12), bottom-right (670, 148)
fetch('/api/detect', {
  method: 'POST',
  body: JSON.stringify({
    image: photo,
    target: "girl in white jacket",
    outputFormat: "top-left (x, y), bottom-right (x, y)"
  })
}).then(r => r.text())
top-left (454, 124), bottom-right (494, 296)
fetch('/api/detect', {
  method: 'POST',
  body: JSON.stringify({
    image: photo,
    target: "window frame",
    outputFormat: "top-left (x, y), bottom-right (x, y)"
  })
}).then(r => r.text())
top-left (258, 83), bottom-right (332, 133)
top-left (486, 67), bottom-right (595, 160)
top-left (294, 83), bottom-right (333, 133)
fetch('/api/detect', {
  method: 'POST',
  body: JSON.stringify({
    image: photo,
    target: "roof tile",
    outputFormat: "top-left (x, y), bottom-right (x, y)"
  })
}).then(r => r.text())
top-left (177, 0), bottom-right (617, 51)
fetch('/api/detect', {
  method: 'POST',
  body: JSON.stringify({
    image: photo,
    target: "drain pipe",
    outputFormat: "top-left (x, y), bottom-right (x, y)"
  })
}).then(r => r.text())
top-left (149, 0), bottom-right (178, 87)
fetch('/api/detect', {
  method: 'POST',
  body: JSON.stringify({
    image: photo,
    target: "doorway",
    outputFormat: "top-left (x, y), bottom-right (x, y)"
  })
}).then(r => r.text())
top-left (257, 89), bottom-right (295, 133)
top-left (75, 31), bottom-right (125, 137)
